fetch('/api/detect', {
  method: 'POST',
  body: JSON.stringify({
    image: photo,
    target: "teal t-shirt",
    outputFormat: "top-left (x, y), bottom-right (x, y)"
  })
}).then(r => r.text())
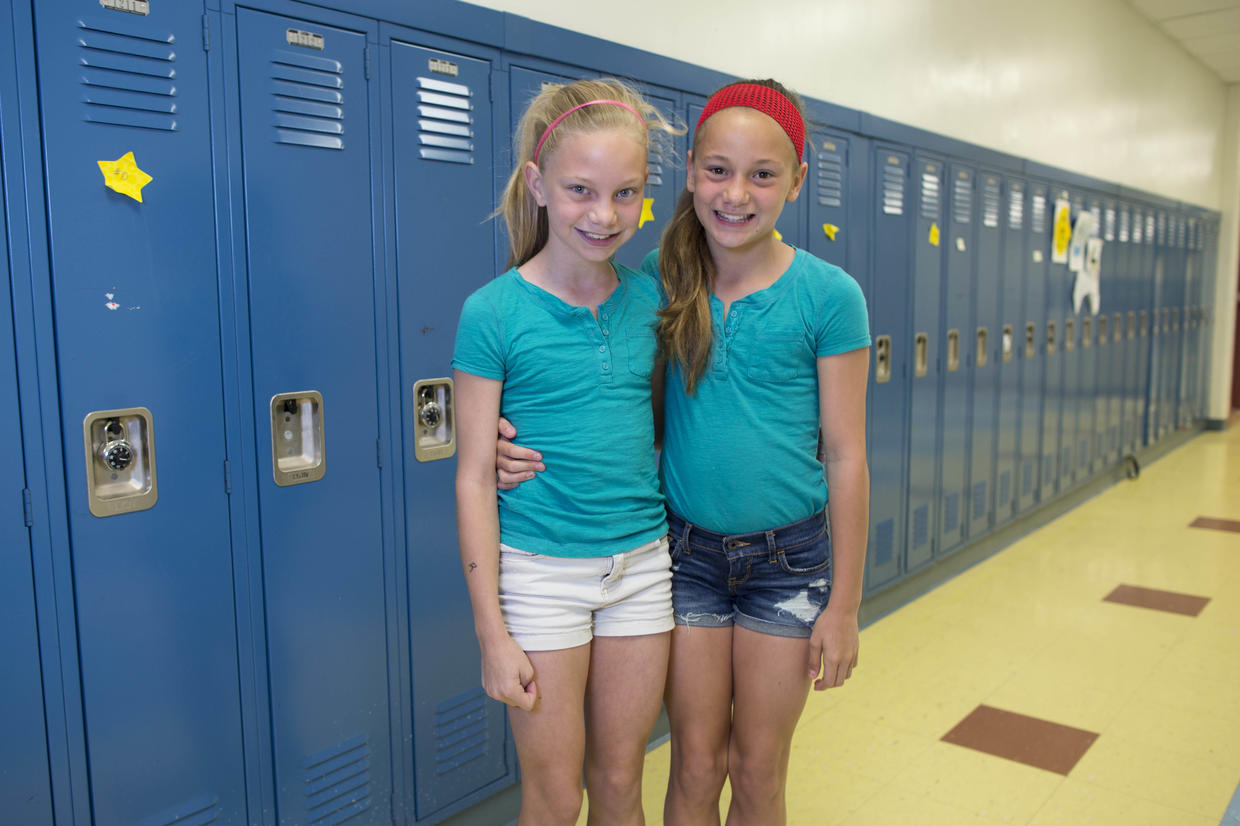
top-left (452, 265), bottom-right (666, 557)
top-left (644, 247), bottom-right (871, 534)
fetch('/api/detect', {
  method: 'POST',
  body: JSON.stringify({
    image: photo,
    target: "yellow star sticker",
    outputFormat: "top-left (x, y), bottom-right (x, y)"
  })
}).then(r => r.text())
top-left (98, 151), bottom-right (153, 202)
top-left (822, 223), bottom-right (839, 241)
top-left (639, 197), bottom-right (655, 228)
top-left (773, 229), bottom-right (782, 241)
top-left (929, 222), bottom-right (940, 247)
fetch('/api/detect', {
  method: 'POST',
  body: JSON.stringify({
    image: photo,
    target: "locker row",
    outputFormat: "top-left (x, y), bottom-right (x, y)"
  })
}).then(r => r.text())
top-left (0, 0), bottom-right (1220, 824)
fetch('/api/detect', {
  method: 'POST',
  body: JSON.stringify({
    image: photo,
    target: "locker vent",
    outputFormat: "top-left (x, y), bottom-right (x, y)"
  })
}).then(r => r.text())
top-left (918, 168), bottom-right (939, 219)
top-left (1021, 459), bottom-right (1033, 495)
top-left (1156, 214), bottom-right (1166, 245)
top-left (972, 481), bottom-right (987, 521)
top-left (981, 177), bottom-right (1000, 228)
top-left (136, 793), bottom-right (220, 826)
top-left (1176, 216), bottom-right (1186, 247)
top-left (1145, 215), bottom-right (1155, 244)
top-left (435, 686), bottom-right (491, 776)
top-left (77, 16), bottom-right (177, 132)
top-left (882, 163), bottom-right (905, 215)
top-left (303, 734), bottom-right (372, 824)
top-left (951, 175), bottom-right (972, 224)
top-left (912, 505), bottom-right (929, 550)
top-left (1119, 208), bottom-right (1130, 243)
top-left (1132, 211), bottom-right (1143, 244)
top-left (817, 150), bottom-right (844, 208)
top-left (1104, 206), bottom-right (1116, 242)
top-left (943, 492), bottom-right (959, 533)
top-left (270, 48), bottom-right (345, 150)
top-left (1007, 184), bottom-right (1024, 230)
top-left (1031, 191), bottom-right (1047, 235)
top-left (648, 143), bottom-right (666, 187)
top-left (873, 518), bottom-right (894, 567)
top-left (1089, 206), bottom-right (1101, 237)
top-left (415, 76), bottom-right (476, 165)
top-left (999, 471), bottom-right (1011, 509)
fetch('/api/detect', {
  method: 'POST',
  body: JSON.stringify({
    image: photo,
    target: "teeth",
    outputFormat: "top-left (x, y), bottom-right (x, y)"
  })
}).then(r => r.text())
top-left (581, 231), bottom-right (611, 240)
top-left (716, 212), bottom-right (749, 224)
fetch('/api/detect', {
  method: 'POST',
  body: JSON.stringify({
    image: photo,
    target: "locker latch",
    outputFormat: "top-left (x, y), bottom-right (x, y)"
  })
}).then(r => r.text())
top-left (84, 408), bottom-right (158, 517)
top-left (271, 391), bottom-right (326, 486)
top-left (874, 336), bottom-right (891, 384)
top-left (413, 378), bottom-right (455, 462)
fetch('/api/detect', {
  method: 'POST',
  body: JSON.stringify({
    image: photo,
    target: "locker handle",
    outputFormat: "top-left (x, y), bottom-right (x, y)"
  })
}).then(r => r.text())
top-left (946, 329), bottom-right (960, 372)
top-left (413, 378), bottom-right (456, 462)
top-left (975, 327), bottom-right (988, 368)
top-left (1098, 316), bottom-right (1107, 346)
top-left (1025, 323), bottom-right (1036, 359)
top-left (1064, 319), bottom-right (1075, 352)
top-left (1082, 317), bottom-right (1091, 349)
top-left (1113, 313), bottom-right (1122, 343)
top-left (1001, 324), bottom-right (1013, 363)
top-left (1046, 321), bottom-right (1056, 355)
top-left (914, 333), bottom-right (928, 378)
top-left (875, 336), bottom-right (892, 384)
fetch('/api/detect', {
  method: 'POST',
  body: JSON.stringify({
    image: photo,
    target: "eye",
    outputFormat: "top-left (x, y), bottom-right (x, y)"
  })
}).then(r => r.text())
top-left (705, 166), bottom-right (726, 177)
top-left (754, 170), bottom-right (775, 180)
top-left (568, 184), bottom-right (589, 195)
top-left (616, 187), bottom-right (637, 199)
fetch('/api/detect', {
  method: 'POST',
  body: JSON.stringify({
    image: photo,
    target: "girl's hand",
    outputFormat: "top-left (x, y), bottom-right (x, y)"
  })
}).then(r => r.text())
top-left (496, 416), bottom-right (544, 490)
top-left (480, 631), bottom-right (539, 710)
top-left (807, 607), bottom-right (858, 691)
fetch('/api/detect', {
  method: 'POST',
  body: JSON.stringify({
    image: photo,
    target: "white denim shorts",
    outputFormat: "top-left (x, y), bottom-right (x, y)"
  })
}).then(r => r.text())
top-left (498, 535), bottom-right (673, 651)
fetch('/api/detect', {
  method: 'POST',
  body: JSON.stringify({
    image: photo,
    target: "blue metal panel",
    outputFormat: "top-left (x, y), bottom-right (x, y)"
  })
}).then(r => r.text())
top-left (1017, 184), bottom-right (1048, 513)
top-left (234, 8), bottom-right (392, 823)
top-left (1147, 210), bottom-right (1168, 443)
top-left (907, 153), bottom-right (943, 570)
top-left (0, 161), bottom-right (54, 826)
top-left (1057, 192), bottom-right (1084, 488)
top-left (1040, 185), bottom-right (1068, 500)
top-left (386, 36), bottom-right (516, 820)
top-left (31, 3), bottom-right (248, 823)
top-left (1077, 199), bottom-right (1100, 479)
top-left (1135, 207), bottom-right (1156, 447)
top-left (995, 175), bottom-right (1025, 526)
top-left (863, 144), bottom-right (908, 589)
top-left (1098, 200), bottom-right (1121, 467)
top-left (937, 162), bottom-right (972, 555)
top-left (968, 170), bottom-right (1001, 538)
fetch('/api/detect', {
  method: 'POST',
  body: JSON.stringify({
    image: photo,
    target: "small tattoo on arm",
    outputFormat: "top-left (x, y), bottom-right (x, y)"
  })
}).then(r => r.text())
top-left (468, 562), bottom-right (477, 573)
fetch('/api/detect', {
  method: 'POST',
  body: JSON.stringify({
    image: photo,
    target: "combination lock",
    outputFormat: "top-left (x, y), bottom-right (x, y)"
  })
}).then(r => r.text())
top-left (99, 420), bottom-right (134, 471)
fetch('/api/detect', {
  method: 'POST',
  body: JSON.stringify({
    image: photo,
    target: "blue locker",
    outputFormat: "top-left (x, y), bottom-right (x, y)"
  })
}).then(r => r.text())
top-left (967, 170), bottom-right (1001, 537)
top-left (1040, 186), bottom-right (1068, 500)
top-left (1099, 201), bottom-right (1121, 466)
top-left (1, 170), bottom-right (54, 826)
top-left (1077, 199), bottom-right (1099, 478)
top-left (907, 153), bottom-right (944, 569)
top-left (233, 8), bottom-right (392, 823)
top-left (1135, 208), bottom-right (1155, 447)
top-left (1115, 203), bottom-right (1133, 453)
top-left (865, 145), bottom-right (910, 588)
top-left (1058, 193), bottom-right (1084, 488)
top-left (1017, 184), bottom-right (1048, 513)
top-left (1148, 210), bottom-right (1169, 443)
top-left (995, 175), bottom-right (1026, 525)
top-left (1183, 217), bottom-right (1204, 425)
top-left (386, 35), bottom-right (516, 819)
top-left (1172, 215), bottom-right (1190, 430)
top-left (1127, 205), bottom-right (1151, 452)
top-left (937, 162), bottom-right (973, 554)
top-left (30, 3), bottom-right (249, 823)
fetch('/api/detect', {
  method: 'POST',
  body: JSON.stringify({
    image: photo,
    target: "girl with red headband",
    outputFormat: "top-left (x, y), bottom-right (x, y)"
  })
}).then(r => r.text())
top-left (453, 78), bottom-right (680, 825)
top-left (499, 78), bottom-right (871, 824)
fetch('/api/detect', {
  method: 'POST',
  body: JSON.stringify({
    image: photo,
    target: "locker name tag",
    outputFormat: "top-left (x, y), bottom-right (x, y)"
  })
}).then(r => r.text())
top-left (429, 58), bottom-right (459, 77)
top-left (287, 29), bottom-right (325, 50)
top-left (100, 0), bottom-right (149, 14)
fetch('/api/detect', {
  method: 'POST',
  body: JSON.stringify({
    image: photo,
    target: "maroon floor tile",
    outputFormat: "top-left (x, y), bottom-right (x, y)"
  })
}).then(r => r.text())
top-left (941, 705), bottom-right (1099, 775)
top-left (1103, 584), bottom-right (1210, 617)
top-left (1189, 516), bottom-right (1240, 534)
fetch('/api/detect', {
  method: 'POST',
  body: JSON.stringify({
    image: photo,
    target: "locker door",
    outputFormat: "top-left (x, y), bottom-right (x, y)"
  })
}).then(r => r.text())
top-left (968, 171), bottom-right (1001, 537)
top-left (865, 145), bottom-right (909, 588)
top-left (1076, 200), bottom-right (1098, 478)
top-left (1017, 185), bottom-right (1048, 513)
top-left (1041, 188), bottom-right (1069, 499)
top-left (1116, 205), bottom-right (1133, 453)
top-left (389, 38), bottom-right (515, 818)
top-left (1172, 216), bottom-right (1189, 429)
top-left (1183, 219), bottom-right (1202, 425)
top-left (1058, 194), bottom-right (1083, 488)
top-left (937, 162), bottom-right (972, 554)
top-left (509, 65), bottom-right (680, 271)
top-left (995, 176), bottom-right (1025, 525)
top-left (235, 10), bottom-right (391, 823)
top-left (1, 176), bottom-right (54, 826)
top-left (1125, 206), bottom-right (1147, 453)
top-left (1137, 210), bottom-right (1156, 447)
top-left (1148, 211), bottom-right (1167, 443)
top-left (1101, 202), bottom-right (1122, 465)
top-left (31, 3), bottom-right (247, 822)
top-left (907, 154), bottom-right (943, 570)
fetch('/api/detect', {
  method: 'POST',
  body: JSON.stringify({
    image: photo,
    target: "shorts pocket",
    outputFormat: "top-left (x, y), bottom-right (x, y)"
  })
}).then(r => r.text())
top-left (776, 537), bottom-right (832, 576)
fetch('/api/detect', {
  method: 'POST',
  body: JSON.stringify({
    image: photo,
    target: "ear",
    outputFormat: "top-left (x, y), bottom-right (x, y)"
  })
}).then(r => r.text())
top-left (685, 149), bottom-right (696, 194)
top-left (524, 160), bottom-right (547, 207)
top-left (785, 159), bottom-right (809, 204)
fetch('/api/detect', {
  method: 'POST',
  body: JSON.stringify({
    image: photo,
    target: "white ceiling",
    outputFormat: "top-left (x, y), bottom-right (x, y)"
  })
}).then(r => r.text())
top-left (1128, 0), bottom-right (1240, 83)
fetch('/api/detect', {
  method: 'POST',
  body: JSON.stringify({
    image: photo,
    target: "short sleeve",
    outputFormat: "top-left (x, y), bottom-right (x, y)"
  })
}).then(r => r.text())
top-left (451, 289), bottom-right (506, 380)
top-left (814, 270), bottom-right (871, 357)
top-left (639, 248), bottom-right (669, 307)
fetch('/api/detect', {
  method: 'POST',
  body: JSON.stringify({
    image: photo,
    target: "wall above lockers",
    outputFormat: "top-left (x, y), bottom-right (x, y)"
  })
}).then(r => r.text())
top-left (464, 0), bottom-right (1230, 211)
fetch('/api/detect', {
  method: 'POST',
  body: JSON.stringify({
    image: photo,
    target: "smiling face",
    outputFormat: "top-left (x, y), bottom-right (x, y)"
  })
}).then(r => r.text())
top-left (687, 106), bottom-right (807, 258)
top-left (524, 127), bottom-right (648, 270)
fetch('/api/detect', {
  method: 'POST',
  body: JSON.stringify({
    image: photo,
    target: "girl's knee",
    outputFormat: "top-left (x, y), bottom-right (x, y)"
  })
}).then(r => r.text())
top-left (521, 777), bottom-right (584, 825)
top-left (670, 746), bottom-right (728, 798)
top-left (727, 753), bottom-right (786, 807)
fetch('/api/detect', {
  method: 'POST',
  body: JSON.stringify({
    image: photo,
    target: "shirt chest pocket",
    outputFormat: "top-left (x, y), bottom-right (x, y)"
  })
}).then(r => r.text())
top-left (745, 328), bottom-right (809, 381)
top-left (625, 332), bottom-right (657, 378)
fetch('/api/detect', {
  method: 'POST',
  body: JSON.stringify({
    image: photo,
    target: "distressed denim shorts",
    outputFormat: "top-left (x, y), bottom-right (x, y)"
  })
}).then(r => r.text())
top-left (667, 509), bottom-right (833, 639)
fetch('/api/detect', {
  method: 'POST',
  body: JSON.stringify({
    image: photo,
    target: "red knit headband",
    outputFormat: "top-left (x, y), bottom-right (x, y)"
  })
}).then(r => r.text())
top-left (696, 83), bottom-right (805, 162)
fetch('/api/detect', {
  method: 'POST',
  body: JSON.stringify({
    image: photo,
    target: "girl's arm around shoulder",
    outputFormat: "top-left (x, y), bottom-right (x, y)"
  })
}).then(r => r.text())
top-left (454, 369), bottom-right (537, 710)
top-left (808, 347), bottom-right (870, 691)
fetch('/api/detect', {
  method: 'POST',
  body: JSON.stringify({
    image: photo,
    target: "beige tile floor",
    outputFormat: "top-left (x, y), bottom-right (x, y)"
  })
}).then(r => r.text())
top-left (578, 424), bottom-right (1240, 824)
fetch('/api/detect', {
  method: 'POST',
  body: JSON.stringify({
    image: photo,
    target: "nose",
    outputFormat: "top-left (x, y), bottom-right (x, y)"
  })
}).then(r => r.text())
top-left (589, 201), bottom-right (617, 227)
top-left (722, 177), bottom-right (748, 206)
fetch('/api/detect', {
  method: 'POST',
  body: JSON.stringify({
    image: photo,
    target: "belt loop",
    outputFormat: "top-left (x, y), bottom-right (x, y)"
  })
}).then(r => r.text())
top-left (679, 516), bottom-right (692, 549)
top-left (765, 529), bottom-right (777, 562)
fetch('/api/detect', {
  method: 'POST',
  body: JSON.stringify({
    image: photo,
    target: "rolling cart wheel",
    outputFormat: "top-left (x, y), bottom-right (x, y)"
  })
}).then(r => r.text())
top-left (1123, 454), bottom-right (1140, 480)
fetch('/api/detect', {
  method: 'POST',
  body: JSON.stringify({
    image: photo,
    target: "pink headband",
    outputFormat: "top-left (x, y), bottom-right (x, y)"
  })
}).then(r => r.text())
top-left (533, 99), bottom-right (646, 163)
top-left (696, 83), bottom-right (805, 162)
